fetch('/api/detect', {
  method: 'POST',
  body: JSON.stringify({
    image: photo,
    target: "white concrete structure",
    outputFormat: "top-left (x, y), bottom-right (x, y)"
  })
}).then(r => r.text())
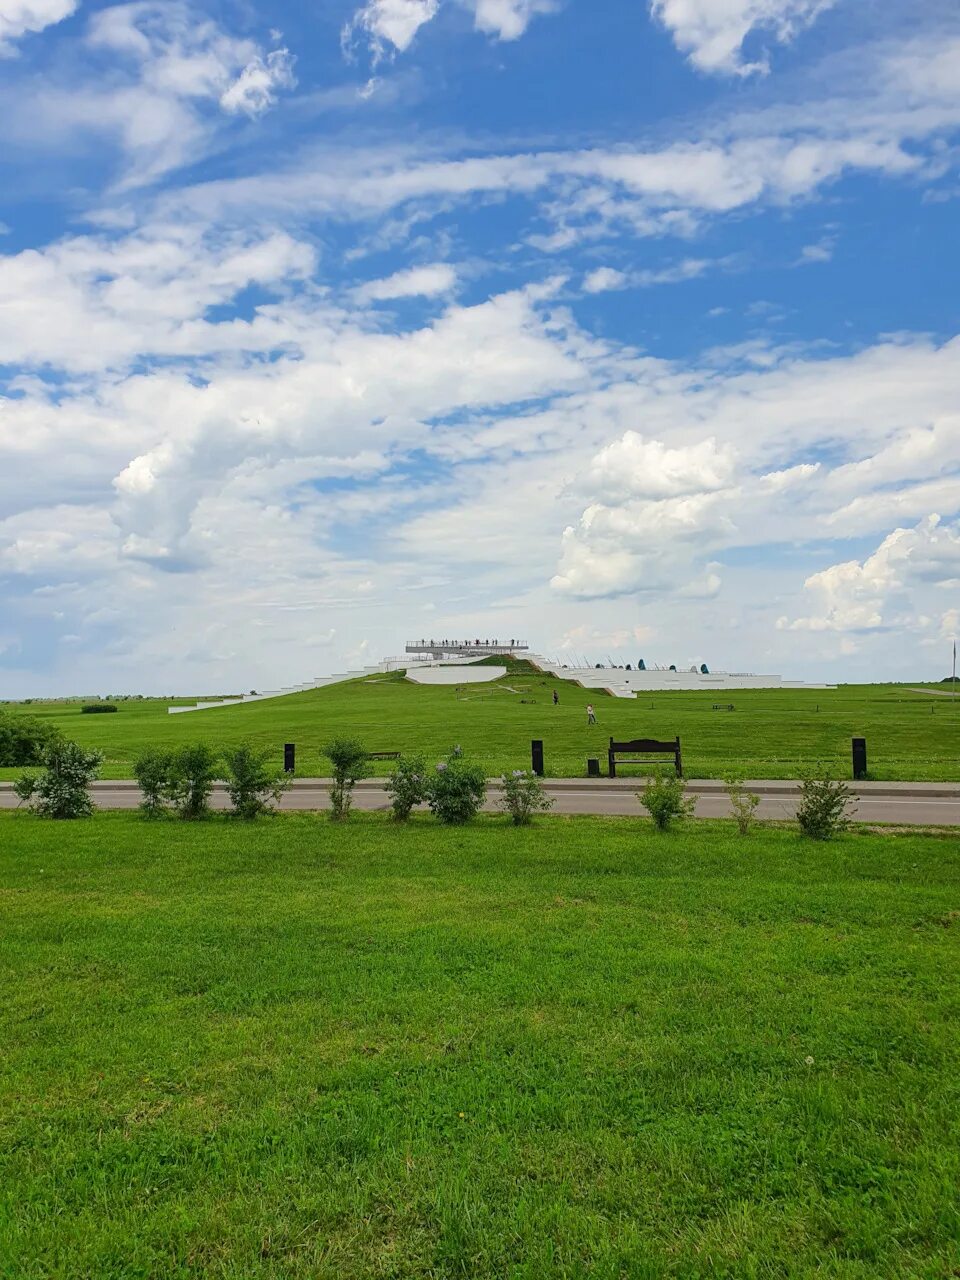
top-left (167, 653), bottom-right (487, 714)
top-left (406, 665), bottom-right (506, 685)
top-left (525, 656), bottom-right (835, 698)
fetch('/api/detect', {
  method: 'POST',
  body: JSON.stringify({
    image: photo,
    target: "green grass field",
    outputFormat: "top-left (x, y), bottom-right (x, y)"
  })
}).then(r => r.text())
top-left (4, 668), bottom-right (960, 781)
top-left (2, 813), bottom-right (959, 1277)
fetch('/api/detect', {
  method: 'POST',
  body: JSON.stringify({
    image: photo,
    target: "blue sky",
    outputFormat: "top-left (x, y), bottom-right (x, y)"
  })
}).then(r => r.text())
top-left (0, 0), bottom-right (958, 694)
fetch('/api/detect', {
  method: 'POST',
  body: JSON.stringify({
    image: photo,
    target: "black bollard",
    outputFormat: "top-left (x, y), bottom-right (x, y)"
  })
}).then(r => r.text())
top-left (531, 740), bottom-right (545, 777)
top-left (852, 737), bottom-right (867, 781)
top-left (587, 758), bottom-right (600, 778)
top-left (284, 743), bottom-right (296, 774)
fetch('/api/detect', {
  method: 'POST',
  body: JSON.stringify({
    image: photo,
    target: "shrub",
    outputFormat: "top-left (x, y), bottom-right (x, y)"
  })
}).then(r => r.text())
top-left (81, 704), bottom-right (118, 714)
top-left (725, 777), bottom-right (760, 835)
top-left (169, 743), bottom-right (221, 820)
top-left (132, 748), bottom-right (175, 818)
top-left (424, 754), bottom-right (487, 825)
top-left (0, 710), bottom-right (63, 767)
top-left (14, 741), bottom-right (104, 819)
top-left (324, 737), bottom-right (367, 821)
top-left (385, 754), bottom-right (426, 821)
top-left (797, 773), bottom-right (855, 840)
top-left (638, 771), bottom-right (695, 832)
top-left (222, 743), bottom-right (291, 820)
top-left (500, 769), bottom-right (554, 826)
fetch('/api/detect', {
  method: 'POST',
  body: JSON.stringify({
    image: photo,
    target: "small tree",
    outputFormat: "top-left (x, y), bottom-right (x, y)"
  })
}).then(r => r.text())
top-left (725, 776), bottom-right (760, 835)
top-left (222, 743), bottom-right (291, 820)
top-left (133, 747), bottom-right (175, 818)
top-left (169, 743), bottom-right (220, 820)
top-left (385, 754), bottom-right (426, 821)
top-left (797, 772), bottom-right (855, 840)
top-left (638, 771), bottom-right (695, 832)
top-left (0, 710), bottom-right (63, 767)
top-left (424, 754), bottom-right (487, 825)
top-left (324, 737), bottom-right (367, 820)
top-left (500, 769), bottom-right (554, 826)
top-left (14, 741), bottom-right (104, 819)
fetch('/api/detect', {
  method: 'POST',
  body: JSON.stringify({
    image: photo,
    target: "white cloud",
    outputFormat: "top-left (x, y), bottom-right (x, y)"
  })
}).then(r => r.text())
top-left (583, 259), bottom-right (711, 292)
top-left (219, 48), bottom-right (296, 117)
top-left (344, 0), bottom-right (439, 61)
top-left (783, 516), bottom-right (960, 633)
top-left (343, 0), bottom-right (556, 60)
top-left (0, 3), bottom-right (297, 185)
top-left (469, 0), bottom-right (558, 40)
top-left (0, 0), bottom-right (77, 55)
top-left (354, 262), bottom-right (458, 302)
top-left (583, 267), bottom-right (629, 293)
top-left (650, 0), bottom-right (837, 76)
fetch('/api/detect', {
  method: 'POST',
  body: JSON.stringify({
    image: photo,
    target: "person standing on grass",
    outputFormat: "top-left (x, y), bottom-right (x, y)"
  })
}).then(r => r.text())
top-left (586, 703), bottom-right (596, 724)
top-left (553, 690), bottom-right (559, 706)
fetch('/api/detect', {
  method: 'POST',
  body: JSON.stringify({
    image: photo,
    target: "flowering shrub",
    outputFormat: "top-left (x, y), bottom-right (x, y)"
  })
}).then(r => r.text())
top-left (424, 754), bottom-right (486, 825)
top-left (385, 754), bottom-right (426, 821)
top-left (500, 769), bottom-right (554, 826)
top-left (14, 741), bottom-right (104, 819)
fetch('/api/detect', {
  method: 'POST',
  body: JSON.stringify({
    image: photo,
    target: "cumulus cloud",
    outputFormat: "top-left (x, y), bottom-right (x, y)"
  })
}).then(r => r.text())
top-left (650, 0), bottom-right (837, 76)
top-left (0, 0), bottom-right (77, 55)
top-left (783, 517), bottom-right (960, 633)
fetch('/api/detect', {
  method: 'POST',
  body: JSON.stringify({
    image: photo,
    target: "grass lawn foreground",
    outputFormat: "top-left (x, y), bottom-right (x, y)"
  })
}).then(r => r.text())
top-left (2, 812), bottom-right (960, 1277)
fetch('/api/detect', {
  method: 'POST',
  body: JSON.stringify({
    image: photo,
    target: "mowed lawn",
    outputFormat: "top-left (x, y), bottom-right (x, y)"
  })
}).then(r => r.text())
top-left (3, 671), bottom-right (960, 781)
top-left (2, 814), bottom-right (959, 1278)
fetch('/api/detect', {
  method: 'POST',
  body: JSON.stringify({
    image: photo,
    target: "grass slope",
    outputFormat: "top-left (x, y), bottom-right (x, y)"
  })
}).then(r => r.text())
top-left (4, 672), bottom-right (960, 781)
top-left (2, 813), bottom-right (959, 1277)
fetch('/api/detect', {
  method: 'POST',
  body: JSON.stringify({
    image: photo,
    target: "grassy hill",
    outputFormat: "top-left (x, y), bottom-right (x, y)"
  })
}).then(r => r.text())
top-left (3, 670), bottom-right (959, 781)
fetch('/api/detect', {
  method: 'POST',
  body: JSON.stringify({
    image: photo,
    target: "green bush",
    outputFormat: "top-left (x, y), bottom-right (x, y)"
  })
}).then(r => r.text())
top-left (424, 754), bottom-right (487, 825)
top-left (132, 748), bottom-right (175, 818)
top-left (638, 772), bottom-right (695, 832)
top-left (14, 741), bottom-right (104, 819)
top-left (797, 773), bottom-right (855, 840)
top-left (385, 754), bottom-right (426, 821)
top-left (81, 704), bottom-right (118, 714)
top-left (222, 743), bottom-right (291, 820)
top-left (500, 769), bottom-right (554, 826)
top-left (169, 744), bottom-right (221, 820)
top-left (725, 777), bottom-right (760, 835)
top-left (323, 737), bottom-right (367, 821)
top-left (0, 710), bottom-right (62, 767)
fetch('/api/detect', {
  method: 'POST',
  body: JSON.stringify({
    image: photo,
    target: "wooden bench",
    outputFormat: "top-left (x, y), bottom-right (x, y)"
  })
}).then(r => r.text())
top-left (366, 751), bottom-right (400, 762)
top-left (608, 737), bottom-right (682, 778)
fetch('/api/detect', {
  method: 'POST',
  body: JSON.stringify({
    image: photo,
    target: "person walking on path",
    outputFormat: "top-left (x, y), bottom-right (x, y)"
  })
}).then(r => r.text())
top-left (586, 703), bottom-right (596, 724)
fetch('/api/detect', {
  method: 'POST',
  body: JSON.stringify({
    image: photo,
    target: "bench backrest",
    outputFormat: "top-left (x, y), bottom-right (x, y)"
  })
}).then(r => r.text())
top-left (608, 737), bottom-right (682, 778)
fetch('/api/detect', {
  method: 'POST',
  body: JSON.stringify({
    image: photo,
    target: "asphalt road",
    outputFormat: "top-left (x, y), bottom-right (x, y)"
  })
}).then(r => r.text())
top-left (3, 779), bottom-right (959, 825)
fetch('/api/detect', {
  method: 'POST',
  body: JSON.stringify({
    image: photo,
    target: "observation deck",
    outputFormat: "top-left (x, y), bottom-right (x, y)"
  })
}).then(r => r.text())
top-left (405, 638), bottom-right (529, 660)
